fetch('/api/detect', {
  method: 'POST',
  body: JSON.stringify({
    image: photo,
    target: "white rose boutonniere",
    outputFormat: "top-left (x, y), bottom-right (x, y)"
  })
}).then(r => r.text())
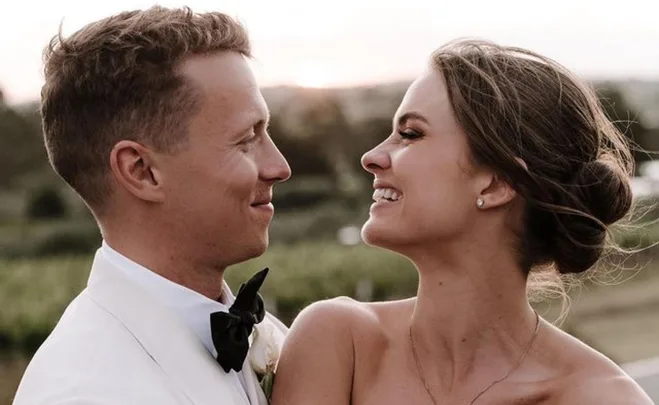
top-left (248, 320), bottom-right (284, 401)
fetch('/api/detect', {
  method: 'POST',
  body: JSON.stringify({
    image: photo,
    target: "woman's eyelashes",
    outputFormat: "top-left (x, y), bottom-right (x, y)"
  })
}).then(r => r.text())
top-left (398, 128), bottom-right (423, 140)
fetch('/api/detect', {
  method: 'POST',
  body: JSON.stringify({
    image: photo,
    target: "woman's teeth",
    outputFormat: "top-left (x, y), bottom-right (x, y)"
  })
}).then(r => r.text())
top-left (373, 187), bottom-right (402, 202)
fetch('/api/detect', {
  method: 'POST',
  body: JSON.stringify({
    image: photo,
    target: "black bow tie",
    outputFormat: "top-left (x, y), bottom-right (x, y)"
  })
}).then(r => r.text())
top-left (210, 268), bottom-right (268, 373)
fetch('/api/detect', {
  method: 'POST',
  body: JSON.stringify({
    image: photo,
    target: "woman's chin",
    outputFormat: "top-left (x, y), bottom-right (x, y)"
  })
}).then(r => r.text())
top-left (361, 221), bottom-right (404, 249)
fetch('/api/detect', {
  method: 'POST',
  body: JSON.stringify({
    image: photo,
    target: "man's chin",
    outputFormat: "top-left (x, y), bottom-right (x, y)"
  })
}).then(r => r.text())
top-left (242, 234), bottom-right (269, 260)
top-left (219, 231), bottom-right (270, 267)
top-left (252, 237), bottom-right (268, 257)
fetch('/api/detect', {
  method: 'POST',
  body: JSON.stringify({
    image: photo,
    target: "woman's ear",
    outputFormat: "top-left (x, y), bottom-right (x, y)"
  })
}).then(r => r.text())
top-left (476, 158), bottom-right (527, 210)
top-left (476, 173), bottom-right (517, 209)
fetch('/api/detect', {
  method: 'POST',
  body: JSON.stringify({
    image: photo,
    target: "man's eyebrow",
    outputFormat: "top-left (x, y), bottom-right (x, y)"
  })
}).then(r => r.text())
top-left (245, 109), bottom-right (270, 132)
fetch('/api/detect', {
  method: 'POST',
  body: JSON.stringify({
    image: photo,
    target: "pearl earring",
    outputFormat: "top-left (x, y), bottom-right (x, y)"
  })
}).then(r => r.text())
top-left (476, 198), bottom-right (485, 208)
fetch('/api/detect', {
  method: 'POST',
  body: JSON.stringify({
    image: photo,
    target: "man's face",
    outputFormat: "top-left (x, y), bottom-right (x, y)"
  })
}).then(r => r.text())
top-left (157, 52), bottom-right (291, 268)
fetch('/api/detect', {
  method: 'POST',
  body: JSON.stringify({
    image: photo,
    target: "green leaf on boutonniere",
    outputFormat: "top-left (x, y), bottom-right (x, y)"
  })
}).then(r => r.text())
top-left (260, 370), bottom-right (275, 401)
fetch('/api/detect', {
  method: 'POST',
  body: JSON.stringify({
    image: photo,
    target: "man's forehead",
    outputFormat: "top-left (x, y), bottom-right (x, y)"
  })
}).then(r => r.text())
top-left (179, 52), bottom-right (256, 96)
top-left (180, 53), bottom-right (267, 118)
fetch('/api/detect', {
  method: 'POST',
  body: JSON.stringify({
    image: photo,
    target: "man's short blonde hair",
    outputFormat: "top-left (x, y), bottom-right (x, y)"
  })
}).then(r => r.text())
top-left (41, 6), bottom-right (251, 211)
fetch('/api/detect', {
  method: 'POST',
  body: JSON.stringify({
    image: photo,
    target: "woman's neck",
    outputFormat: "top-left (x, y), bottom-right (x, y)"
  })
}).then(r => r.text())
top-left (407, 244), bottom-right (540, 397)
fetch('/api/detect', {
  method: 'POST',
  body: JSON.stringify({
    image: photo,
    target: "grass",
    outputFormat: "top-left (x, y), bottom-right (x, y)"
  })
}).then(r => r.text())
top-left (0, 242), bottom-right (418, 352)
top-left (0, 355), bottom-right (28, 405)
top-left (0, 242), bottom-right (658, 404)
top-left (0, 218), bottom-right (101, 258)
top-left (0, 242), bottom-right (657, 354)
top-left (0, 256), bottom-right (91, 352)
top-left (229, 241), bottom-right (419, 321)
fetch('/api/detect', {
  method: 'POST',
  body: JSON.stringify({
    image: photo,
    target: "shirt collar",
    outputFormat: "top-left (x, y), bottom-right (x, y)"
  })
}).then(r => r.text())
top-left (100, 240), bottom-right (232, 357)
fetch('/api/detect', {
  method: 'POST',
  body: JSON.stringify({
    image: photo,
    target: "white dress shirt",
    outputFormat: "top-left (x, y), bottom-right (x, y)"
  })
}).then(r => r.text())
top-left (100, 241), bottom-right (249, 396)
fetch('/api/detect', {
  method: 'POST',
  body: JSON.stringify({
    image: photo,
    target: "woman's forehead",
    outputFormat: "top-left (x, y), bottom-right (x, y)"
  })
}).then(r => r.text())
top-left (395, 71), bottom-right (455, 128)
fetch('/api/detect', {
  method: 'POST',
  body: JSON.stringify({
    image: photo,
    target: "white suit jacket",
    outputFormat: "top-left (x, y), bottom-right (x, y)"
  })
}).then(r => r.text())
top-left (13, 251), bottom-right (287, 405)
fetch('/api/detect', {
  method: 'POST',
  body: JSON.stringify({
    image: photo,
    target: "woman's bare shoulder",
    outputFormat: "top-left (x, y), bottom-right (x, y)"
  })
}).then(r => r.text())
top-left (555, 372), bottom-right (652, 405)
top-left (541, 324), bottom-right (653, 405)
top-left (271, 297), bottom-right (414, 405)
top-left (270, 298), bottom-right (361, 405)
top-left (288, 296), bottom-right (415, 341)
top-left (280, 296), bottom-right (415, 365)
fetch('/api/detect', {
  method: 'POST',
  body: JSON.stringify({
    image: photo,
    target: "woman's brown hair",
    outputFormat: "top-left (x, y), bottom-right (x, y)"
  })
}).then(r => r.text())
top-left (431, 39), bottom-right (634, 277)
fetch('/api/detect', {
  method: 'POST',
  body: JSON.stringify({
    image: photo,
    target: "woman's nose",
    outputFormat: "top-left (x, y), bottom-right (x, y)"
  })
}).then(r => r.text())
top-left (361, 142), bottom-right (391, 174)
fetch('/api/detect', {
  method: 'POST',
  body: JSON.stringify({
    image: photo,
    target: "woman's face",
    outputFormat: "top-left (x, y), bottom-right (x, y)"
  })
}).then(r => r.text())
top-left (360, 69), bottom-right (491, 253)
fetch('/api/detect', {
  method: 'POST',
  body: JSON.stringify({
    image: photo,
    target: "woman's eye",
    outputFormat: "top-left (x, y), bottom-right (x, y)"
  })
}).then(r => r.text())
top-left (398, 129), bottom-right (422, 140)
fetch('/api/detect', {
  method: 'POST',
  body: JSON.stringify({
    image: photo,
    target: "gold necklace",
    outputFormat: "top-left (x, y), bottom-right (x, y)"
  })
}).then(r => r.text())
top-left (409, 310), bottom-right (540, 405)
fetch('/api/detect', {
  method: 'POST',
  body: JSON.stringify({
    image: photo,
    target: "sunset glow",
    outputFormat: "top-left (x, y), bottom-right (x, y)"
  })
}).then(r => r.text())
top-left (293, 65), bottom-right (331, 88)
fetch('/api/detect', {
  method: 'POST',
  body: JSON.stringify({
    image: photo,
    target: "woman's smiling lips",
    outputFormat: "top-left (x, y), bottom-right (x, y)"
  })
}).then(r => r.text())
top-left (371, 180), bottom-right (403, 212)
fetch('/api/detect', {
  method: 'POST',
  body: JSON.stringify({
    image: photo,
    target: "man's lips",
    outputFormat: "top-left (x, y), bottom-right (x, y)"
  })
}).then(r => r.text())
top-left (251, 193), bottom-right (273, 206)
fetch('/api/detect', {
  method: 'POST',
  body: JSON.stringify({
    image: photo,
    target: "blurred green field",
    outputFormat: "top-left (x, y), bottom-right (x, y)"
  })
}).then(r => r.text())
top-left (0, 241), bottom-right (658, 403)
top-left (1, 241), bottom-right (658, 354)
top-left (0, 242), bottom-right (417, 349)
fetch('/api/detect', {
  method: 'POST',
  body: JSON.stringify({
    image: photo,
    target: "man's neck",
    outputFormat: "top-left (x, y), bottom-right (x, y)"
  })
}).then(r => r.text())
top-left (102, 236), bottom-right (226, 300)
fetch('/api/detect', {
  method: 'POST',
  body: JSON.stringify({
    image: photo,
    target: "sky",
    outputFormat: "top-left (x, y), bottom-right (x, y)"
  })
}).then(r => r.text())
top-left (0, 0), bottom-right (658, 105)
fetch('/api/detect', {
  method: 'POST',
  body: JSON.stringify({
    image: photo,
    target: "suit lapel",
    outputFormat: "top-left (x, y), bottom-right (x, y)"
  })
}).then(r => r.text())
top-left (242, 364), bottom-right (268, 405)
top-left (240, 314), bottom-right (289, 405)
top-left (86, 251), bottom-right (250, 405)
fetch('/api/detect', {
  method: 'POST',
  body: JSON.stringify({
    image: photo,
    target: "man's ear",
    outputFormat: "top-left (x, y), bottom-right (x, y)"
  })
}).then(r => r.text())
top-left (109, 140), bottom-right (165, 203)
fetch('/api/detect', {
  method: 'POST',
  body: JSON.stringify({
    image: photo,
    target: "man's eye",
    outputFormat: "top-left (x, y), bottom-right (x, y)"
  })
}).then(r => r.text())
top-left (242, 131), bottom-right (258, 144)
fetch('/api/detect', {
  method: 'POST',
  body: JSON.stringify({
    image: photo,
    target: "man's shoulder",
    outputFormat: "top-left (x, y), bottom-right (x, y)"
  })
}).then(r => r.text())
top-left (14, 355), bottom-right (184, 405)
top-left (15, 332), bottom-right (181, 404)
top-left (39, 289), bottom-right (139, 350)
top-left (14, 290), bottom-right (174, 404)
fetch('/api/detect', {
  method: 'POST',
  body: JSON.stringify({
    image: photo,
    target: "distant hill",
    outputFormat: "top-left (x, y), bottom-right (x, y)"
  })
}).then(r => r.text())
top-left (613, 80), bottom-right (659, 128)
top-left (14, 79), bottom-right (659, 129)
top-left (262, 79), bottom-right (659, 129)
top-left (261, 81), bottom-right (409, 125)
